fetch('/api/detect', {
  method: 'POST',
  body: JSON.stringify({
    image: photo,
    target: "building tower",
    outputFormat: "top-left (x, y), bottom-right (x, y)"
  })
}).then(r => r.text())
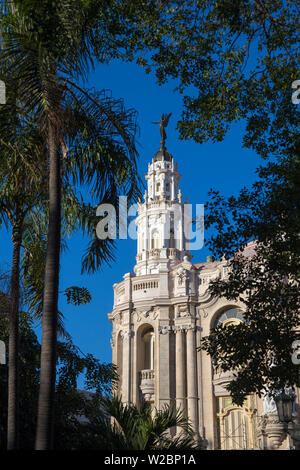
top-left (108, 121), bottom-right (299, 450)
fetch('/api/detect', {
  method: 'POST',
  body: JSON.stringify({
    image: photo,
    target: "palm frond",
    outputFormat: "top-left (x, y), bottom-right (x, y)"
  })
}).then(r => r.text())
top-left (96, 395), bottom-right (199, 450)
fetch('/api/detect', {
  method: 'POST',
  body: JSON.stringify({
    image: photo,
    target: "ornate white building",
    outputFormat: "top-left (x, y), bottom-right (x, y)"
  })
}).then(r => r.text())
top-left (108, 137), bottom-right (299, 450)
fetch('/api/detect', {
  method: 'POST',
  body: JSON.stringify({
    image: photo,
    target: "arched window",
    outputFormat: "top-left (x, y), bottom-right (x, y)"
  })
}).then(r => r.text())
top-left (151, 230), bottom-right (160, 249)
top-left (216, 396), bottom-right (257, 449)
top-left (214, 307), bottom-right (244, 328)
top-left (213, 307), bottom-right (256, 449)
top-left (169, 228), bottom-right (175, 249)
top-left (142, 327), bottom-right (155, 370)
top-left (141, 233), bottom-right (145, 251)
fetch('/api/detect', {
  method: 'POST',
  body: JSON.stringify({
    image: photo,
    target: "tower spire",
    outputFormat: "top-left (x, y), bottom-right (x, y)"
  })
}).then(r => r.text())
top-left (134, 126), bottom-right (191, 276)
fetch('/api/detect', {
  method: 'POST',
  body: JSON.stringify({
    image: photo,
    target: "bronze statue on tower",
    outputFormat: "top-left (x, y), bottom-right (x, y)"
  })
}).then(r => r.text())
top-left (152, 112), bottom-right (172, 148)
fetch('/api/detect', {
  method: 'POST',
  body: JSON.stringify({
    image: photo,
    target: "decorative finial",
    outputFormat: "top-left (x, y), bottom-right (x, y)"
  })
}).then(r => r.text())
top-left (152, 113), bottom-right (172, 149)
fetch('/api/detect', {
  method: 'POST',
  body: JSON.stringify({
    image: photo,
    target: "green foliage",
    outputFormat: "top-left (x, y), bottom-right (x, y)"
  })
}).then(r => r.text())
top-left (0, 99), bottom-right (48, 228)
top-left (56, 339), bottom-right (116, 395)
top-left (18, 200), bottom-right (92, 339)
top-left (0, 2), bottom-right (144, 447)
top-left (83, 394), bottom-right (203, 450)
top-left (131, 0), bottom-right (299, 159)
top-left (1, 0), bottom-right (144, 276)
top-left (0, 311), bottom-right (115, 449)
top-left (0, 312), bottom-right (41, 448)
top-left (0, 271), bottom-right (10, 313)
top-left (201, 155), bottom-right (300, 405)
top-left (64, 286), bottom-right (91, 306)
top-left (0, 291), bottom-right (10, 313)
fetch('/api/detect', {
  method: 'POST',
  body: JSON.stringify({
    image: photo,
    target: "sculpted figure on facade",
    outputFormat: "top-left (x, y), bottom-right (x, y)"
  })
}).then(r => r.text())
top-left (263, 393), bottom-right (278, 415)
top-left (177, 267), bottom-right (187, 286)
top-left (135, 307), bottom-right (159, 322)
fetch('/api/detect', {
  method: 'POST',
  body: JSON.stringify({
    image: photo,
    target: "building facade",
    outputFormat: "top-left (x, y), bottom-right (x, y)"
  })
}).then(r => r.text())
top-left (108, 141), bottom-right (299, 450)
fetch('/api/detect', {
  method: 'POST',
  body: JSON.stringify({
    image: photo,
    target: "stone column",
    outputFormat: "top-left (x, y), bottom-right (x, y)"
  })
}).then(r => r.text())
top-left (175, 327), bottom-right (185, 412)
top-left (123, 272), bottom-right (132, 302)
top-left (150, 332), bottom-right (155, 370)
top-left (159, 264), bottom-right (169, 299)
top-left (186, 325), bottom-right (198, 435)
top-left (158, 313), bottom-right (171, 409)
top-left (196, 319), bottom-right (204, 437)
top-left (121, 329), bottom-right (132, 404)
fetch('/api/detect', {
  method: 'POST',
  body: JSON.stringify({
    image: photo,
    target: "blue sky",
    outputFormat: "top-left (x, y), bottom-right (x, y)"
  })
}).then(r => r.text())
top-left (0, 59), bottom-right (262, 382)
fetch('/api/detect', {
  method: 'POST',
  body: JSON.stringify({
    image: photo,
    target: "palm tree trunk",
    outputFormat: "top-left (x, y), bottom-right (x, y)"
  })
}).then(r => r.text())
top-left (7, 215), bottom-right (23, 450)
top-left (35, 121), bottom-right (61, 450)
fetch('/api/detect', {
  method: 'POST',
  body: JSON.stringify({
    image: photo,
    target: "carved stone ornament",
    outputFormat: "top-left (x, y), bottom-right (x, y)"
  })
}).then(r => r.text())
top-left (113, 311), bottom-right (125, 326)
top-left (136, 307), bottom-right (159, 323)
top-left (158, 325), bottom-right (173, 335)
top-left (195, 307), bottom-right (201, 318)
top-left (184, 324), bottom-right (196, 332)
top-left (177, 304), bottom-right (190, 318)
top-left (198, 270), bottom-right (221, 297)
top-left (176, 267), bottom-right (188, 286)
top-left (110, 333), bottom-right (116, 348)
top-left (202, 308), bottom-right (209, 318)
top-left (174, 324), bottom-right (196, 333)
top-left (120, 330), bottom-right (134, 340)
top-left (174, 325), bottom-right (185, 333)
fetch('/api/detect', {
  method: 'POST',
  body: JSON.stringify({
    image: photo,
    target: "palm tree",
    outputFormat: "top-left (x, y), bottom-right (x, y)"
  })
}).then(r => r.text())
top-left (1, 1), bottom-right (140, 449)
top-left (0, 104), bottom-right (48, 449)
top-left (0, 109), bottom-right (138, 449)
top-left (0, 86), bottom-right (140, 450)
top-left (86, 395), bottom-right (202, 450)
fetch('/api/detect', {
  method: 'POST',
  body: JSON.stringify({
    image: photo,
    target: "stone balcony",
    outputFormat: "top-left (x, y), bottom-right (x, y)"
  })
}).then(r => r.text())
top-left (135, 249), bottom-right (163, 263)
top-left (136, 248), bottom-right (182, 262)
top-left (167, 248), bottom-right (179, 259)
top-left (139, 369), bottom-right (155, 402)
top-left (149, 248), bottom-right (161, 259)
top-left (212, 366), bottom-right (237, 397)
top-left (137, 199), bottom-right (178, 213)
top-left (132, 276), bottom-right (160, 300)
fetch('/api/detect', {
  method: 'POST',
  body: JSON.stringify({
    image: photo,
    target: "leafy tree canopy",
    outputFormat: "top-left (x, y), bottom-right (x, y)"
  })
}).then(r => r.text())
top-left (132, 0), bottom-right (299, 159)
top-left (0, 310), bottom-right (116, 449)
top-left (201, 155), bottom-right (300, 405)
